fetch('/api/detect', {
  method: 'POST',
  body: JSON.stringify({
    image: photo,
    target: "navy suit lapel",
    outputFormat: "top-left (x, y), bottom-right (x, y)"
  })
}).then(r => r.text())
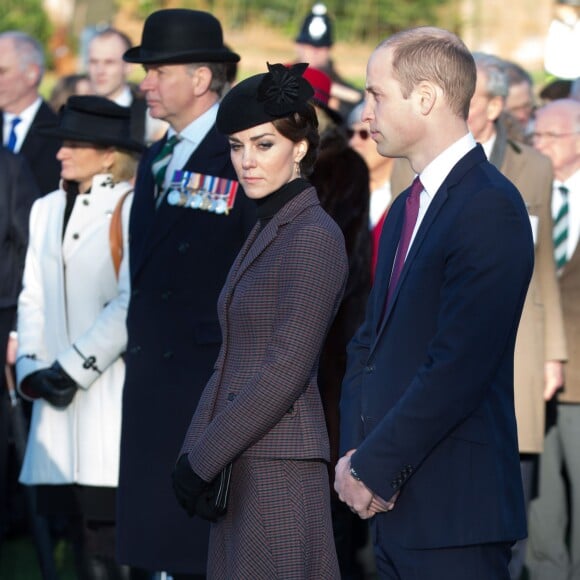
top-left (373, 145), bottom-right (487, 343)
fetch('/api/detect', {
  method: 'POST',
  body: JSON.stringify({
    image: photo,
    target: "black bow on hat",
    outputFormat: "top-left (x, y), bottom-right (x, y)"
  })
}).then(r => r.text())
top-left (123, 9), bottom-right (240, 64)
top-left (36, 96), bottom-right (144, 153)
top-left (216, 62), bottom-right (315, 135)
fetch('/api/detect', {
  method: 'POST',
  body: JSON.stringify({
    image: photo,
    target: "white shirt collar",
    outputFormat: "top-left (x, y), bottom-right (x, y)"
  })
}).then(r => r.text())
top-left (112, 86), bottom-right (133, 107)
top-left (419, 132), bottom-right (477, 200)
top-left (3, 97), bottom-right (42, 152)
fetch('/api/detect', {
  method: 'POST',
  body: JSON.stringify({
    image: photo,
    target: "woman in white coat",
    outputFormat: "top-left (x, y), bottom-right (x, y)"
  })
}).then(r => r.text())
top-left (16, 96), bottom-right (142, 579)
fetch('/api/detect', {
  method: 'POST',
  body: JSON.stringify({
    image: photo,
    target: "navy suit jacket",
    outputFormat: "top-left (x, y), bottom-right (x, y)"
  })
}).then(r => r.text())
top-left (117, 124), bottom-right (256, 573)
top-left (340, 145), bottom-right (533, 549)
top-left (1, 101), bottom-right (61, 195)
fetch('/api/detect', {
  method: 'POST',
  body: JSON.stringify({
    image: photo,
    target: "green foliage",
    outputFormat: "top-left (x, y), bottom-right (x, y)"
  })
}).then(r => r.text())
top-left (120, 0), bottom-right (449, 43)
top-left (0, 0), bottom-right (53, 48)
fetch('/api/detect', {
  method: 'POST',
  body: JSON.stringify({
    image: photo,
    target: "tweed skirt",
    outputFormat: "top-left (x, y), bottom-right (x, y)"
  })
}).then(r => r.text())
top-left (207, 457), bottom-right (340, 579)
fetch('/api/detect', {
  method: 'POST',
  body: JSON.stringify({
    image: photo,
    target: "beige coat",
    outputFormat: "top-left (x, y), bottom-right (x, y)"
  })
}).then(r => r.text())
top-left (491, 129), bottom-right (567, 453)
top-left (556, 169), bottom-right (580, 404)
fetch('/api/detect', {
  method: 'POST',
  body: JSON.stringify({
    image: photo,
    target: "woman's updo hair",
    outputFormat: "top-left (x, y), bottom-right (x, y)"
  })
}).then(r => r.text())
top-left (273, 106), bottom-right (319, 176)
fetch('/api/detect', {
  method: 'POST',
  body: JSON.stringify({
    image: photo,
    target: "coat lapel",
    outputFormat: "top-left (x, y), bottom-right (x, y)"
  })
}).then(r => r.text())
top-left (374, 146), bottom-right (486, 343)
top-left (227, 187), bottom-right (320, 294)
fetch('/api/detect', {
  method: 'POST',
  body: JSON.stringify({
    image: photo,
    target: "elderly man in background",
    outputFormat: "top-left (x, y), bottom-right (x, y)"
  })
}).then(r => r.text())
top-left (0, 31), bottom-right (60, 195)
top-left (527, 98), bottom-right (580, 580)
top-left (468, 51), bottom-right (567, 580)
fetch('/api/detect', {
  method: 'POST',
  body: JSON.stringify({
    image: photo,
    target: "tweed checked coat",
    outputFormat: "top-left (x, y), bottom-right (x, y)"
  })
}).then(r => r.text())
top-left (180, 184), bottom-right (347, 577)
top-left (116, 125), bottom-right (256, 574)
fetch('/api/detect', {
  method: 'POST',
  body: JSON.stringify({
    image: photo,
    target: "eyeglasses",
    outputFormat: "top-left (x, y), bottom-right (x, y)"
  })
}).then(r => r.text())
top-left (531, 131), bottom-right (580, 141)
top-left (347, 128), bottom-right (370, 140)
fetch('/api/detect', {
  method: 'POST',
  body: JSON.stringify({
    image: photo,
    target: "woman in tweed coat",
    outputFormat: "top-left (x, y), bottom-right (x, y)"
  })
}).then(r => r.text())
top-left (173, 63), bottom-right (348, 578)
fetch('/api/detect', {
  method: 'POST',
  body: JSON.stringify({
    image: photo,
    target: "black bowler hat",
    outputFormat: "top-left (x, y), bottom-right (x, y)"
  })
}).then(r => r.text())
top-left (217, 63), bottom-right (315, 135)
top-left (37, 96), bottom-right (144, 153)
top-left (295, 3), bottom-right (333, 48)
top-left (123, 9), bottom-right (240, 65)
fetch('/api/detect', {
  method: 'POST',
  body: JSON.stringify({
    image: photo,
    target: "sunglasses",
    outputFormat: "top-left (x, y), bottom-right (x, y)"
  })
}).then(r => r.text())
top-left (347, 128), bottom-right (370, 140)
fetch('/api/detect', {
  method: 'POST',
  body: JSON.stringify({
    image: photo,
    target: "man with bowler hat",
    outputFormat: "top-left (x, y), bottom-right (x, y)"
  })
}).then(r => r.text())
top-left (115, 9), bottom-right (255, 578)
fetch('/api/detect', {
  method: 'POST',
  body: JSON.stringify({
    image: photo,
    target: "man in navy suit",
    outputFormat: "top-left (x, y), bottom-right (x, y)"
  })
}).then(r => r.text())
top-left (115, 9), bottom-right (255, 579)
top-left (0, 31), bottom-right (60, 195)
top-left (335, 27), bottom-right (534, 578)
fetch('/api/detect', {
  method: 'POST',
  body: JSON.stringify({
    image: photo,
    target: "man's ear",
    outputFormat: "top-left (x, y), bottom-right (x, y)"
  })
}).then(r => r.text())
top-left (192, 66), bottom-right (212, 96)
top-left (487, 95), bottom-right (504, 123)
top-left (414, 81), bottom-right (438, 116)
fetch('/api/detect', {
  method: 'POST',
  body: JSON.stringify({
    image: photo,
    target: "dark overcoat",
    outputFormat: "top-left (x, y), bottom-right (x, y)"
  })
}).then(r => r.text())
top-left (180, 185), bottom-right (348, 578)
top-left (116, 126), bottom-right (255, 574)
top-left (1, 101), bottom-right (61, 195)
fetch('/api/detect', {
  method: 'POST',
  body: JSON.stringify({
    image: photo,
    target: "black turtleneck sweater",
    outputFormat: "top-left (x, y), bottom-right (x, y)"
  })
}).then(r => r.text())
top-left (255, 178), bottom-right (310, 229)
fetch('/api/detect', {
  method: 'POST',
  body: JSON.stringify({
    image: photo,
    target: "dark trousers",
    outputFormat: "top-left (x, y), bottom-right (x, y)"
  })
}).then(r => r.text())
top-left (371, 515), bottom-right (512, 580)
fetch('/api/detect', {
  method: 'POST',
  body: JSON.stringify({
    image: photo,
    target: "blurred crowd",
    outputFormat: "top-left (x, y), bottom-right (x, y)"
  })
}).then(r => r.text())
top-left (1, 1), bottom-right (580, 579)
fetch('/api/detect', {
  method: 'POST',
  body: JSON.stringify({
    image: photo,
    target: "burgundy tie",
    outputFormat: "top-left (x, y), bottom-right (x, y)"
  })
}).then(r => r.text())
top-left (386, 176), bottom-right (423, 306)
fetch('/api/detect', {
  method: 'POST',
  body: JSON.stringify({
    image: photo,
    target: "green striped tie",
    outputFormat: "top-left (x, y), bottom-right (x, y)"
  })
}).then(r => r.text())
top-left (152, 134), bottom-right (181, 192)
top-left (553, 185), bottom-right (569, 273)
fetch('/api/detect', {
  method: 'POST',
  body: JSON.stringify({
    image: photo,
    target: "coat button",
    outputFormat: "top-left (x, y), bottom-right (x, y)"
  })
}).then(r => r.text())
top-left (72, 233), bottom-right (80, 240)
top-left (177, 242), bottom-right (190, 253)
top-left (83, 199), bottom-right (89, 206)
top-left (163, 350), bottom-right (174, 359)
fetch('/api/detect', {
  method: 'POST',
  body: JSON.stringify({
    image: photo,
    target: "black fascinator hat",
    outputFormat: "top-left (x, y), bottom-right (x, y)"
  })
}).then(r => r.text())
top-left (217, 62), bottom-right (315, 135)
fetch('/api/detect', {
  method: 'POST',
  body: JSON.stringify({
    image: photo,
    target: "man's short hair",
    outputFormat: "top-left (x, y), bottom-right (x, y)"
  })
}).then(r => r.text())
top-left (90, 27), bottom-right (133, 52)
top-left (502, 59), bottom-right (533, 89)
top-left (379, 27), bottom-right (476, 120)
top-left (0, 30), bottom-right (45, 82)
top-left (188, 62), bottom-right (228, 96)
top-left (472, 52), bottom-right (509, 99)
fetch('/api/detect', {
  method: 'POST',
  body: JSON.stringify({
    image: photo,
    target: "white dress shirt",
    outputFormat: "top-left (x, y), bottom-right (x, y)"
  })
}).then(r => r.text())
top-left (163, 103), bottom-right (219, 190)
top-left (409, 132), bottom-right (477, 251)
top-left (3, 97), bottom-right (42, 153)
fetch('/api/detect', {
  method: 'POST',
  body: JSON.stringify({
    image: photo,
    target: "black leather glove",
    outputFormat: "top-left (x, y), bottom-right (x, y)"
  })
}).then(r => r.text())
top-left (172, 453), bottom-right (211, 517)
top-left (20, 362), bottom-right (78, 409)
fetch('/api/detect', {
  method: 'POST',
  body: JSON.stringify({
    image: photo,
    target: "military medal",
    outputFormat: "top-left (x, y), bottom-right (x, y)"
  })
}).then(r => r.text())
top-left (167, 170), bottom-right (239, 215)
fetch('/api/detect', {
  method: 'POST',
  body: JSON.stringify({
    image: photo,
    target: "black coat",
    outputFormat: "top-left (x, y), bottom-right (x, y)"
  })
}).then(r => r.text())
top-left (0, 147), bottom-right (40, 310)
top-left (1, 101), bottom-right (61, 195)
top-left (116, 125), bottom-right (256, 574)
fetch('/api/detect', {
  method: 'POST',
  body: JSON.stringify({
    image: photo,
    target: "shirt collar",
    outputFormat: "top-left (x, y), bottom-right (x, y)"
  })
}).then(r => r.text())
top-left (169, 103), bottom-right (219, 146)
top-left (5, 97), bottom-right (42, 126)
top-left (419, 132), bottom-right (477, 200)
top-left (112, 86), bottom-right (133, 107)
